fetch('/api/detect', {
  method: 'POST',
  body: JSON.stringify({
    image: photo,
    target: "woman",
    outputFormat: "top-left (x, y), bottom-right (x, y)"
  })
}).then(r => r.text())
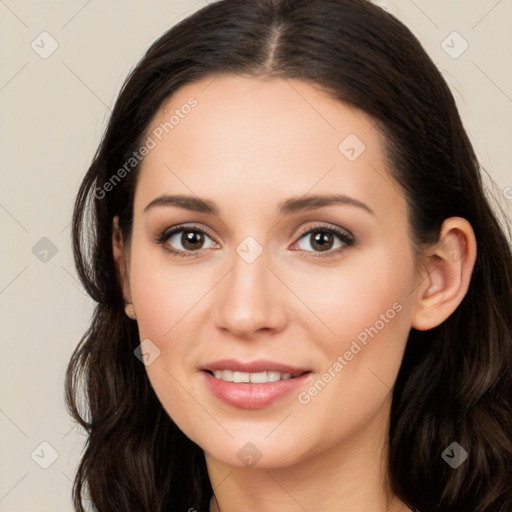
top-left (65, 0), bottom-right (512, 510)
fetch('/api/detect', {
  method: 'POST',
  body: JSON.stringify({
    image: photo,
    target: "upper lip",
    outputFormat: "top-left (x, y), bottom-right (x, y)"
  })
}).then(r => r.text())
top-left (202, 359), bottom-right (310, 375)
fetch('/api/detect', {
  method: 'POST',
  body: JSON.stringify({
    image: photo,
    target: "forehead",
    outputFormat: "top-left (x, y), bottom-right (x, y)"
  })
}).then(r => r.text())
top-left (134, 74), bottom-right (403, 221)
top-left (146, 74), bottom-right (379, 155)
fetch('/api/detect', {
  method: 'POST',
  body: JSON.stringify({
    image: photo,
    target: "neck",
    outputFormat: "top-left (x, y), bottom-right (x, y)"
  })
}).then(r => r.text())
top-left (206, 396), bottom-right (410, 512)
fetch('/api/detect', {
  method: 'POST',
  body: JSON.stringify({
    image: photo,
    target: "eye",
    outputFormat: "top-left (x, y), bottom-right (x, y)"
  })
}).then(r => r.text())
top-left (291, 224), bottom-right (356, 257)
top-left (156, 223), bottom-right (356, 258)
top-left (156, 225), bottom-right (217, 257)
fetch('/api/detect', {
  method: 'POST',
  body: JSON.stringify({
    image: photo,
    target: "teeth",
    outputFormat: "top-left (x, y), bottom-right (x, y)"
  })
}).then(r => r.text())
top-left (212, 370), bottom-right (294, 383)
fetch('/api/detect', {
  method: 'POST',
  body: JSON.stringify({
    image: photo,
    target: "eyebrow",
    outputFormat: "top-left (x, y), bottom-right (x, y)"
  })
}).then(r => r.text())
top-left (143, 193), bottom-right (375, 216)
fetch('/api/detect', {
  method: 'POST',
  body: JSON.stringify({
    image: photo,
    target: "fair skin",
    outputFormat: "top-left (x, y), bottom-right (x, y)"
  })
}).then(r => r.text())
top-left (113, 74), bottom-right (476, 511)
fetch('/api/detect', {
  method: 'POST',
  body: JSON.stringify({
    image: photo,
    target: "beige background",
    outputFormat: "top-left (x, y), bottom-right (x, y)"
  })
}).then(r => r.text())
top-left (1, 1), bottom-right (511, 510)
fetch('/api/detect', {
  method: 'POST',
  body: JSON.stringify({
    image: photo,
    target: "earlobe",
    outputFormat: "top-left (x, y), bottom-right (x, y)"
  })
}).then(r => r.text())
top-left (124, 302), bottom-right (137, 320)
top-left (112, 216), bottom-right (136, 319)
top-left (411, 217), bottom-right (477, 331)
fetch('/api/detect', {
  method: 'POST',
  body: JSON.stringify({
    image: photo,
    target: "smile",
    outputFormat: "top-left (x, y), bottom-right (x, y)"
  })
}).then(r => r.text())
top-left (206, 369), bottom-right (303, 383)
top-left (201, 370), bottom-right (313, 409)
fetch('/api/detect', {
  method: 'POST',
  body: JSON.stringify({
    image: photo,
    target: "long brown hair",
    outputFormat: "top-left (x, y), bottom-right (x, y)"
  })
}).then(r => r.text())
top-left (66, 0), bottom-right (512, 510)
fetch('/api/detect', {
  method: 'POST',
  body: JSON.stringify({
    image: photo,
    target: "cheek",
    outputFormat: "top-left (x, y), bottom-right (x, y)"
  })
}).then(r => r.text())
top-left (293, 291), bottom-right (412, 451)
top-left (295, 244), bottom-right (415, 409)
top-left (129, 244), bottom-right (212, 339)
top-left (127, 245), bottom-right (217, 436)
top-left (293, 242), bottom-right (414, 349)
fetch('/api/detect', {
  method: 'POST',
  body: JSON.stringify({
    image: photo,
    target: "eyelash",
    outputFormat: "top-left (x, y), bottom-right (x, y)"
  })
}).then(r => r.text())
top-left (155, 223), bottom-right (356, 259)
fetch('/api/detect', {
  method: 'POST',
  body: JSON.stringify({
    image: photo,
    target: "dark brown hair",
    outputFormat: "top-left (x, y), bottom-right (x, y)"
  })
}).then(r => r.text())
top-left (66, 0), bottom-right (512, 510)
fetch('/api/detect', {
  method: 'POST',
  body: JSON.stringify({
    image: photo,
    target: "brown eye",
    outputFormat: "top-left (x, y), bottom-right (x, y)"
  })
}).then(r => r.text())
top-left (299, 229), bottom-right (344, 252)
top-left (158, 226), bottom-right (217, 255)
top-left (293, 225), bottom-right (355, 257)
top-left (180, 230), bottom-right (205, 251)
top-left (309, 231), bottom-right (335, 252)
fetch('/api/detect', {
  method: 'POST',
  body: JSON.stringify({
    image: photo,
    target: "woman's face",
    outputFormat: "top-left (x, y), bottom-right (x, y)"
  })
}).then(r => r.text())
top-left (120, 74), bottom-right (421, 468)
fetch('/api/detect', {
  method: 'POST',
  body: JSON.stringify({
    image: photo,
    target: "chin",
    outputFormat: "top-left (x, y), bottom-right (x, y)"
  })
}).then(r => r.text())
top-left (201, 434), bottom-right (310, 470)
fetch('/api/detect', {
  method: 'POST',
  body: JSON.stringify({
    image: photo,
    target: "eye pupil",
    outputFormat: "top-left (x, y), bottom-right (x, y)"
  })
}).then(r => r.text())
top-left (311, 231), bottom-right (333, 252)
top-left (182, 231), bottom-right (204, 250)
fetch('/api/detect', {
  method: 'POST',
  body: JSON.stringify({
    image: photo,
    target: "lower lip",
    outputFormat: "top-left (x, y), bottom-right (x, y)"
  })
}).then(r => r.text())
top-left (201, 370), bottom-right (312, 409)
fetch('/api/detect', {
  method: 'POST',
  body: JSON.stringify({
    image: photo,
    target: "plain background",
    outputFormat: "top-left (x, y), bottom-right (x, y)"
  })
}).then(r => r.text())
top-left (1, 0), bottom-right (511, 510)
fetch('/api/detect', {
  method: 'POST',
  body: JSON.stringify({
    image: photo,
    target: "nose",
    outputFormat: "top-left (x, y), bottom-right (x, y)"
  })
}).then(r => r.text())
top-left (212, 246), bottom-right (288, 339)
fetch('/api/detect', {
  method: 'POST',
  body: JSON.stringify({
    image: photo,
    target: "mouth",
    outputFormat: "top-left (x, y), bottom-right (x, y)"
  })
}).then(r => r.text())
top-left (200, 359), bottom-right (314, 409)
top-left (202, 369), bottom-right (310, 383)
top-left (201, 358), bottom-right (312, 383)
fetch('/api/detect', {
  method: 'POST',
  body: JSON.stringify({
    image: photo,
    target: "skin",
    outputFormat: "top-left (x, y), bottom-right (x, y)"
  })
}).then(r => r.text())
top-left (113, 74), bottom-right (477, 512)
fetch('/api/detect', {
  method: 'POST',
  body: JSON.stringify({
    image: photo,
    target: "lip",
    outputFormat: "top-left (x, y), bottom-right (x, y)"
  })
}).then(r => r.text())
top-left (201, 359), bottom-right (310, 375)
top-left (201, 365), bottom-right (313, 410)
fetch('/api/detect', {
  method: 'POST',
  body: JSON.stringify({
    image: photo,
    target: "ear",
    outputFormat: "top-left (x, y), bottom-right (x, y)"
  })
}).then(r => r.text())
top-left (112, 216), bottom-right (136, 320)
top-left (411, 217), bottom-right (477, 331)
